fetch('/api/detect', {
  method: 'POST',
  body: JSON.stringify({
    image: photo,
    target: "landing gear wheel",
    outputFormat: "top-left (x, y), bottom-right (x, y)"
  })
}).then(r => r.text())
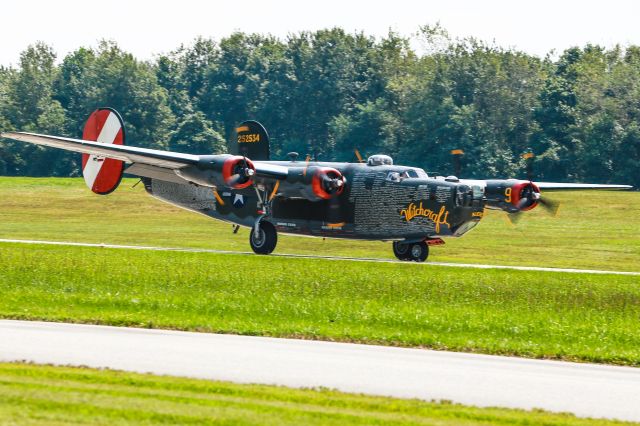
top-left (408, 242), bottom-right (429, 262)
top-left (392, 242), bottom-right (411, 261)
top-left (249, 221), bottom-right (277, 255)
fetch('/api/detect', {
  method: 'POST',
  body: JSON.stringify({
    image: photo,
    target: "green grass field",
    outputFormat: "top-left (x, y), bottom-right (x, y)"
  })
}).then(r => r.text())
top-left (0, 363), bottom-right (634, 426)
top-left (1, 242), bottom-right (639, 365)
top-left (0, 177), bottom-right (639, 271)
top-left (1, 177), bottom-right (639, 423)
top-left (1, 177), bottom-right (640, 366)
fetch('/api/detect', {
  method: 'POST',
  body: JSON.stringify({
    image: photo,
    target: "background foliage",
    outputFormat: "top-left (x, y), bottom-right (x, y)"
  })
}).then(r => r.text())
top-left (1, 26), bottom-right (638, 186)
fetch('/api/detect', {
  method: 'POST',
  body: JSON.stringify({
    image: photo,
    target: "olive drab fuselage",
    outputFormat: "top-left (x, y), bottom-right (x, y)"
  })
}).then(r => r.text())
top-left (142, 161), bottom-right (486, 242)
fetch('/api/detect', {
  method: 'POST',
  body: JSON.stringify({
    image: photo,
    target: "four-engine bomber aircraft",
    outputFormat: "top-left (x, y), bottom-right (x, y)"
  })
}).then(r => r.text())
top-left (1, 108), bottom-right (633, 261)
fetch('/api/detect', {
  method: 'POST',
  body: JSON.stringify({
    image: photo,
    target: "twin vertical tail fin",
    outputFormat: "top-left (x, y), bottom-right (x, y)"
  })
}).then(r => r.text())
top-left (81, 108), bottom-right (126, 195)
top-left (235, 120), bottom-right (270, 161)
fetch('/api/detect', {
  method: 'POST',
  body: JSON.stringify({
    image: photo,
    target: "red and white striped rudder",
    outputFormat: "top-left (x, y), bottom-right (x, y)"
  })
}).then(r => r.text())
top-left (81, 108), bottom-right (125, 195)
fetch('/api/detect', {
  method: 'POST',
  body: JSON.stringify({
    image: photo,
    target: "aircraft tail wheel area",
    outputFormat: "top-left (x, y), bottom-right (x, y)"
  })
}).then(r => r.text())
top-left (393, 241), bottom-right (429, 262)
top-left (250, 221), bottom-right (278, 255)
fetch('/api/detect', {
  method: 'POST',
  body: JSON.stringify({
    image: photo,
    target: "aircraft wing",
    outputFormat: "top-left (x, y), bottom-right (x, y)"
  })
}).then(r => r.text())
top-left (2, 132), bottom-right (199, 169)
top-left (460, 179), bottom-right (632, 191)
top-left (0, 131), bottom-right (288, 180)
top-left (532, 182), bottom-right (633, 191)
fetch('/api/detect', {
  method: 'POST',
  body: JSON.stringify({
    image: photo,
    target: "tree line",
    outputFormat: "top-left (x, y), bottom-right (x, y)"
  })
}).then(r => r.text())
top-left (1, 26), bottom-right (639, 186)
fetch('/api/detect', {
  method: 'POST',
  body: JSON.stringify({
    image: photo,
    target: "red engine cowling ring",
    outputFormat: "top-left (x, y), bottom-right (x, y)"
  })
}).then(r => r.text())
top-left (510, 181), bottom-right (541, 211)
top-left (222, 156), bottom-right (256, 189)
top-left (311, 167), bottom-right (345, 200)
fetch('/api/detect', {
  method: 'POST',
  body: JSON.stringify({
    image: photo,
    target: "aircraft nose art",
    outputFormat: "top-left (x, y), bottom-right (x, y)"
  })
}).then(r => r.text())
top-left (81, 108), bottom-right (125, 195)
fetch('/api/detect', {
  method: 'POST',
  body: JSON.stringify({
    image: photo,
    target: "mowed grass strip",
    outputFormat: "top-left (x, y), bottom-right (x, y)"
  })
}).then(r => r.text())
top-left (1, 243), bottom-right (639, 366)
top-left (0, 177), bottom-right (639, 271)
top-left (0, 363), bottom-right (635, 426)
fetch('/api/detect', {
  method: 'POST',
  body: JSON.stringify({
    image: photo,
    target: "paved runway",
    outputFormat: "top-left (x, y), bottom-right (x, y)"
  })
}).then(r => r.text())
top-left (1, 320), bottom-right (639, 422)
top-left (1, 238), bottom-right (638, 276)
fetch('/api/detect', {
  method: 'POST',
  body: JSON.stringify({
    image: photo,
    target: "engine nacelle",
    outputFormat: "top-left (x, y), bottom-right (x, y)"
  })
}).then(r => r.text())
top-left (485, 179), bottom-right (540, 213)
top-left (278, 166), bottom-right (347, 201)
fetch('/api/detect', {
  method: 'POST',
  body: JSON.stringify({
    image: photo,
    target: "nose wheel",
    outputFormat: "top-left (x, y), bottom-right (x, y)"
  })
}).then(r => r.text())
top-left (250, 220), bottom-right (278, 254)
top-left (393, 241), bottom-right (429, 262)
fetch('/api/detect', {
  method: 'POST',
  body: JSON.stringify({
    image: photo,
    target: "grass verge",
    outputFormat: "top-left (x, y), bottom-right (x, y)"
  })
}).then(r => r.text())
top-left (1, 243), bottom-right (639, 366)
top-left (0, 362), bottom-right (634, 426)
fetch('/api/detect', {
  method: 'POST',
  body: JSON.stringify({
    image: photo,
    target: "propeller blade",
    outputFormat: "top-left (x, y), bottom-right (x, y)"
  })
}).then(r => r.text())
top-left (539, 197), bottom-right (561, 216)
top-left (354, 148), bottom-right (364, 163)
top-left (321, 176), bottom-right (344, 193)
top-left (227, 174), bottom-right (243, 186)
top-left (303, 154), bottom-right (311, 177)
top-left (516, 197), bottom-right (530, 210)
top-left (507, 211), bottom-right (524, 224)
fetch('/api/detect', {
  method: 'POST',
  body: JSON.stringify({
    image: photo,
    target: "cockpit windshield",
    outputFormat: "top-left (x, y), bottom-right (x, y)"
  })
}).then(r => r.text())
top-left (403, 168), bottom-right (428, 179)
top-left (385, 168), bottom-right (428, 182)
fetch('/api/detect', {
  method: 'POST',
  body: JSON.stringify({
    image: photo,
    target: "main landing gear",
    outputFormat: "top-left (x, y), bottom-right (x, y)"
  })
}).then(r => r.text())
top-left (247, 180), bottom-right (279, 255)
top-left (249, 220), bottom-right (278, 254)
top-left (393, 241), bottom-right (429, 262)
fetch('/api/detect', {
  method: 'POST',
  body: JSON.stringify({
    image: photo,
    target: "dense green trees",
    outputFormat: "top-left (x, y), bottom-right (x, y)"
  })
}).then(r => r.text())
top-left (0, 29), bottom-right (639, 186)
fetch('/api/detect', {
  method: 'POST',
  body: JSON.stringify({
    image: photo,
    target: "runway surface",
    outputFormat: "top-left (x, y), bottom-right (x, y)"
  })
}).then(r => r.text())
top-left (1, 237), bottom-right (639, 276)
top-left (1, 320), bottom-right (639, 422)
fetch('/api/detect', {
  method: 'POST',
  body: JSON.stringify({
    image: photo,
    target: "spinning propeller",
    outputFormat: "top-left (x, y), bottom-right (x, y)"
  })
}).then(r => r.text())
top-left (311, 167), bottom-right (346, 200)
top-left (320, 171), bottom-right (345, 195)
top-left (507, 181), bottom-right (560, 224)
top-left (222, 156), bottom-right (256, 189)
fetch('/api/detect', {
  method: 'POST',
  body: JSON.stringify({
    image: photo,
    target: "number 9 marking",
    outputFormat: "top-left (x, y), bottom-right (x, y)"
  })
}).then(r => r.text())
top-left (505, 187), bottom-right (512, 203)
